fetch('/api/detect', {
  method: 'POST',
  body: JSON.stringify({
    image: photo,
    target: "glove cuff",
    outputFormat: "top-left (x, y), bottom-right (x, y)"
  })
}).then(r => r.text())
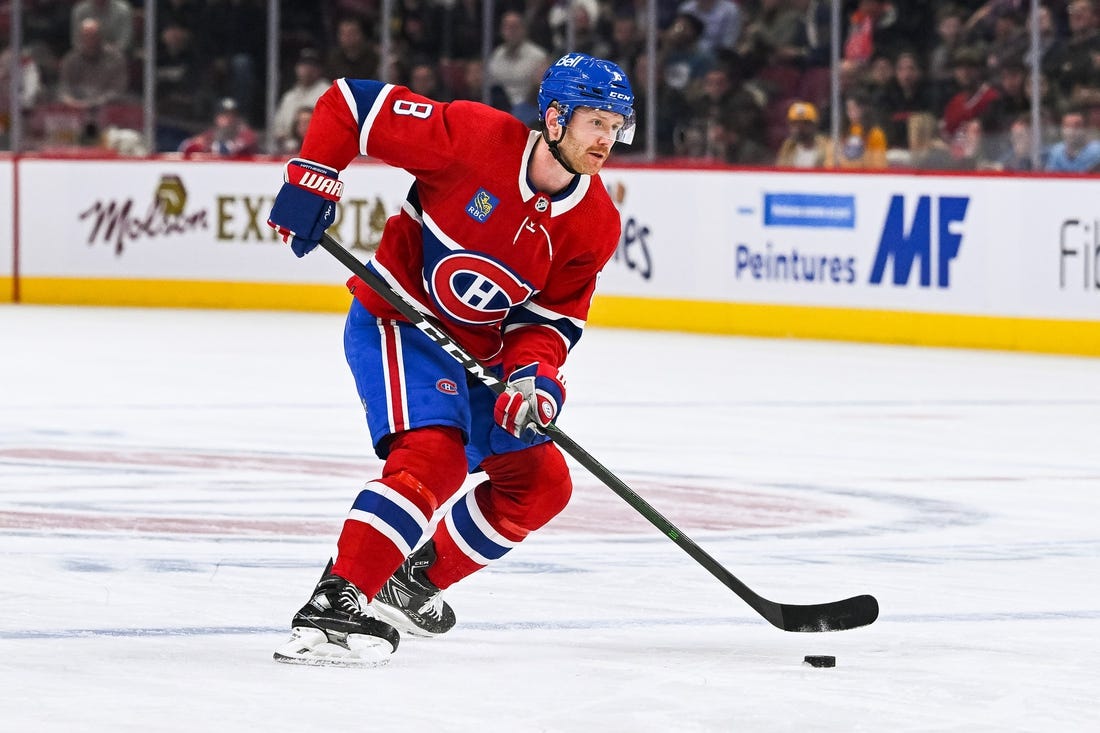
top-left (284, 158), bottom-right (343, 201)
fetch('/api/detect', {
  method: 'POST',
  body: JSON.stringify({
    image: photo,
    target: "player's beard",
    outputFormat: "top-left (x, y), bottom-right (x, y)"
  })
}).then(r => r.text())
top-left (557, 132), bottom-right (612, 175)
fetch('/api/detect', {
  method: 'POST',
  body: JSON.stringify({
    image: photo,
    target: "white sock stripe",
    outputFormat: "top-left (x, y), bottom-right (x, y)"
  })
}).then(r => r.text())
top-left (364, 480), bottom-right (432, 524)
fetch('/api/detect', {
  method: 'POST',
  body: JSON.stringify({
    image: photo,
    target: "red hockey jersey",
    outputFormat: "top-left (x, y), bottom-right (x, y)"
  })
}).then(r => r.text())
top-left (300, 79), bottom-right (622, 371)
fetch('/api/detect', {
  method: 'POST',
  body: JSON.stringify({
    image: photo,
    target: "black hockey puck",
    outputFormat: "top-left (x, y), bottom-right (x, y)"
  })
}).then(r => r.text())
top-left (803, 655), bottom-right (836, 668)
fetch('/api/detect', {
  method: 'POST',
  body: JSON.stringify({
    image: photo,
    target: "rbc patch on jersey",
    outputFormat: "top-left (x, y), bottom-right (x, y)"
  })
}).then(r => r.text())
top-left (466, 188), bottom-right (498, 223)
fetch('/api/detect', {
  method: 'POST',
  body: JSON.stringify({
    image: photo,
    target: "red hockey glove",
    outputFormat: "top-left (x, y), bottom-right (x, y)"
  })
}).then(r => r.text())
top-left (493, 363), bottom-right (566, 444)
top-left (266, 158), bottom-right (342, 257)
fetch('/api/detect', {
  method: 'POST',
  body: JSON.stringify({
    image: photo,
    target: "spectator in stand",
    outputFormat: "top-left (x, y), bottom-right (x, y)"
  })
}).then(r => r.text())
top-left (1026, 5), bottom-right (1062, 78)
top-left (863, 52), bottom-right (895, 105)
top-left (630, 50), bottom-right (687, 156)
top-left (278, 106), bottom-right (313, 155)
top-left (57, 18), bottom-right (129, 112)
top-left (703, 118), bottom-right (772, 165)
top-left (394, 0), bottom-right (440, 64)
top-left (486, 10), bottom-right (551, 119)
top-left (661, 11), bottom-right (714, 92)
top-left (928, 5), bottom-right (967, 107)
top-left (1046, 0), bottom-right (1100, 97)
top-left (407, 61), bottom-right (448, 102)
top-left (775, 101), bottom-right (831, 168)
top-left (1045, 109), bottom-right (1100, 172)
top-left (985, 9), bottom-right (1029, 70)
top-left (674, 69), bottom-right (768, 162)
top-left (608, 13), bottom-right (645, 74)
top-left (610, 0), bottom-right (681, 34)
top-left (201, 0), bottom-right (265, 126)
top-left (949, 117), bottom-right (998, 170)
top-left (906, 111), bottom-right (954, 170)
top-left (828, 90), bottom-right (887, 168)
top-left (878, 50), bottom-right (934, 149)
top-left (273, 49), bottom-right (331, 154)
top-left (453, 58), bottom-right (511, 111)
top-left (941, 47), bottom-right (1001, 137)
top-left (71, 0), bottom-right (133, 54)
top-left (0, 46), bottom-right (43, 112)
top-left (680, 64), bottom-right (766, 152)
top-left (178, 97), bottom-right (259, 157)
top-left (842, 0), bottom-right (903, 69)
top-left (326, 16), bottom-right (380, 81)
top-left (996, 115), bottom-right (1046, 171)
top-left (799, 0), bottom-right (835, 68)
top-left (160, 0), bottom-right (205, 32)
top-left (676, 0), bottom-right (743, 55)
top-left (962, 0), bottom-right (1028, 45)
top-left (986, 57), bottom-right (1035, 144)
top-left (154, 20), bottom-right (209, 152)
top-left (554, 3), bottom-right (612, 60)
top-left (735, 0), bottom-right (805, 80)
top-left (433, 0), bottom-right (484, 63)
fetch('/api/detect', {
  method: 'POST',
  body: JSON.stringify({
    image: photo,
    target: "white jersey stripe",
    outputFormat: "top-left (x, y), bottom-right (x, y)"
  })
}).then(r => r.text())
top-left (377, 320), bottom-right (409, 434)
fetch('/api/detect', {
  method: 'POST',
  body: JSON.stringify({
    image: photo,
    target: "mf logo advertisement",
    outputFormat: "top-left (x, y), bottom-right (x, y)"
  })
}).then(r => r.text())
top-left (599, 168), bottom-right (1099, 321)
top-left (17, 159), bottom-right (413, 284)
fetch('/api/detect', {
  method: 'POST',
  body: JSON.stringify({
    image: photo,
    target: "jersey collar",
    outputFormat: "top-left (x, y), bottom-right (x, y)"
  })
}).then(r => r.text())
top-left (519, 130), bottom-right (590, 217)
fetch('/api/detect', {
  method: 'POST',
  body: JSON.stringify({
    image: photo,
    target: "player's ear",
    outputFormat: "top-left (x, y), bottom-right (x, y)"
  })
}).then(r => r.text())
top-left (544, 104), bottom-right (563, 135)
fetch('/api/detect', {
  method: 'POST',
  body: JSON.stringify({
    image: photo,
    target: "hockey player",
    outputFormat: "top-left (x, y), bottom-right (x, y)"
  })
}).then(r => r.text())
top-left (266, 52), bottom-right (634, 665)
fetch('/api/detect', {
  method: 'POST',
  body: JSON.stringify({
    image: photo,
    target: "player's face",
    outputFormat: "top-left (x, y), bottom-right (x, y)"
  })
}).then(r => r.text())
top-left (559, 108), bottom-right (625, 175)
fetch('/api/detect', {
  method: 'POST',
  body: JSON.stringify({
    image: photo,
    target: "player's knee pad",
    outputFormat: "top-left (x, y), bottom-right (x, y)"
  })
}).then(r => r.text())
top-left (382, 426), bottom-right (468, 507)
top-left (481, 442), bottom-right (572, 533)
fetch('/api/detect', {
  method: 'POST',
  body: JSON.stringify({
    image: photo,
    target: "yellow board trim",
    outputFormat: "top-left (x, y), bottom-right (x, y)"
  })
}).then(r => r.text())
top-left (0, 276), bottom-right (12, 303)
top-left (589, 295), bottom-right (1100, 357)
top-left (18, 277), bottom-right (352, 312)
top-left (14, 278), bottom-right (1100, 357)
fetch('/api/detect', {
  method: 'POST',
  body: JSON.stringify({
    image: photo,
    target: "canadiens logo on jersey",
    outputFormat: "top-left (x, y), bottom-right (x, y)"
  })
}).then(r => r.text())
top-left (466, 188), bottom-right (499, 223)
top-left (428, 252), bottom-right (534, 325)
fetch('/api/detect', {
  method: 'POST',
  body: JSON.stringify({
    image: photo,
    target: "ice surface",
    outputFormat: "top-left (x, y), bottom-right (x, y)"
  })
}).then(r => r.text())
top-left (2, 304), bottom-right (1099, 732)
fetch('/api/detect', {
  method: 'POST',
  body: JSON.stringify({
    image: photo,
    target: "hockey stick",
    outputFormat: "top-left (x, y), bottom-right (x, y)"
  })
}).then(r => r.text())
top-left (319, 232), bottom-right (879, 632)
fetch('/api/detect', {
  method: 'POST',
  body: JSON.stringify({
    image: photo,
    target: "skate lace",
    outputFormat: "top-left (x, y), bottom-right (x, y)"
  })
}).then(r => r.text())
top-left (336, 585), bottom-right (366, 617)
top-left (417, 592), bottom-right (445, 620)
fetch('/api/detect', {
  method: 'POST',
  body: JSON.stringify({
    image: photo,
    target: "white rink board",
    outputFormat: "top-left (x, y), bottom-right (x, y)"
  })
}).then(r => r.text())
top-left (0, 158), bottom-right (13, 282)
top-left (12, 157), bottom-right (1100, 322)
top-left (18, 158), bottom-right (413, 283)
top-left (599, 168), bottom-right (1100, 321)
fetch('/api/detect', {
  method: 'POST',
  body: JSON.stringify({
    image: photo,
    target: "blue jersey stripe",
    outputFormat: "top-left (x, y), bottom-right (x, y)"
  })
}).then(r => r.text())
top-left (504, 308), bottom-right (583, 350)
top-left (343, 78), bottom-right (391, 134)
top-left (450, 492), bottom-right (511, 561)
top-left (349, 486), bottom-right (424, 550)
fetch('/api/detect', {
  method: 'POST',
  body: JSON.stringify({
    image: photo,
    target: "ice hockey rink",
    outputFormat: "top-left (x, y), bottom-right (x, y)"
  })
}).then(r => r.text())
top-left (2, 304), bottom-right (1098, 732)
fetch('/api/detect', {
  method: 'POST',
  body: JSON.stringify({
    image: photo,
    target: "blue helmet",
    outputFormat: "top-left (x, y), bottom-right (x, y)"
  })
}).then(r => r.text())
top-left (538, 53), bottom-right (636, 144)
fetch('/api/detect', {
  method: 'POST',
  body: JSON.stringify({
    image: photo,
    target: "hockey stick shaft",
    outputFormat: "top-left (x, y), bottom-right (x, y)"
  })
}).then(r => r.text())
top-left (319, 232), bottom-right (878, 632)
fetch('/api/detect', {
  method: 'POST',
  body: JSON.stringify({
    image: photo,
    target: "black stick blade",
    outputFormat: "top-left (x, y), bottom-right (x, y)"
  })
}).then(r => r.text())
top-left (775, 594), bottom-right (880, 632)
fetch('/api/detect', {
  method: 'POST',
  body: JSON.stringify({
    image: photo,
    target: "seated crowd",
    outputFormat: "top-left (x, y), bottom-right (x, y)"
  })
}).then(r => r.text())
top-left (2, 0), bottom-right (1099, 173)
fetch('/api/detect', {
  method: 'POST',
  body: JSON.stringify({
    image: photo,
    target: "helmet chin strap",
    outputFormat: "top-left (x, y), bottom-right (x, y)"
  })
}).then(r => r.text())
top-left (542, 123), bottom-right (580, 176)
